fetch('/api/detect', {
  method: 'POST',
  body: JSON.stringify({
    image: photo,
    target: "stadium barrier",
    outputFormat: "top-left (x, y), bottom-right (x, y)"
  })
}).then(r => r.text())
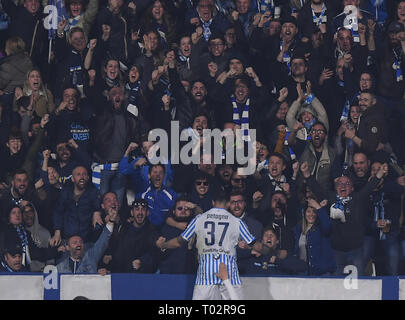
top-left (0, 273), bottom-right (402, 300)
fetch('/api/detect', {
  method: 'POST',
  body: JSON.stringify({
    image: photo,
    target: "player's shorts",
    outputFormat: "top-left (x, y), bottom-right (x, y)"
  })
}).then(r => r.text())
top-left (192, 283), bottom-right (243, 300)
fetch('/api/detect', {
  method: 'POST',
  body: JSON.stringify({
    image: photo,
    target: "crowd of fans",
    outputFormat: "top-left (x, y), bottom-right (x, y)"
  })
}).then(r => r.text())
top-left (0, 0), bottom-right (404, 279)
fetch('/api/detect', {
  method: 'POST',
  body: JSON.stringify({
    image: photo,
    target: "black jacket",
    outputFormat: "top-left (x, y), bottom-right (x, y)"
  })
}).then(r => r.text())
top-left (109, 220), bottom-right (160, 273)
top-left (328, 176), bottom-right (382, 251)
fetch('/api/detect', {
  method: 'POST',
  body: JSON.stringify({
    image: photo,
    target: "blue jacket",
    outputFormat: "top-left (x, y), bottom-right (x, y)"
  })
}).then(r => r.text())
top-left (57, 226), bottom-right (112, 274)
top-left (53, 183), bottom-right (101, 241)
top-left (119, 156), bottom-right (173, 194)
top-left (138, 186), bottom-right (178, 227)
top-left (293, 207), bottom-right (336, 275)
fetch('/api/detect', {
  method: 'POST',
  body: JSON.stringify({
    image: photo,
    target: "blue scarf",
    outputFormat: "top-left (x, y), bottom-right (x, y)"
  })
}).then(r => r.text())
top-left (312, 3), bottom-right (327, 26)
top-left (1, 260), bottom-right (14, 272)
top-left (393, 49), bottom-right (403, 82)
top-left (201, 18), bottom-right (213, 42)
top-left (280, 41), bottom-right (291, 75)
top-left (372, 191), bottom-right (386, 240)
top-left (125, 81), bottom-right (141, 105)
top-left (284, 129), bottom-right (296, 160)
top-left (333, 195), bottom-right (352, 210)
top-left (15, 225), bottom-right (30, 266)
top-left (232, 95), bottom-right (250, 141)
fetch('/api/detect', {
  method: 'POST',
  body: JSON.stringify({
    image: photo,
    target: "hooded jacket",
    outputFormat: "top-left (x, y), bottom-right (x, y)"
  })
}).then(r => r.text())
top-left (286, 96), bottom-right (329, 141)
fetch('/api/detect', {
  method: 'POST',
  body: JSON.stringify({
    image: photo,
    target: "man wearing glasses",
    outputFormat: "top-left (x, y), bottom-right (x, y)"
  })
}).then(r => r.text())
top-left (327, 164), bottom-right (389, 275)
top-left (297, 121), bottom-right (336, 192)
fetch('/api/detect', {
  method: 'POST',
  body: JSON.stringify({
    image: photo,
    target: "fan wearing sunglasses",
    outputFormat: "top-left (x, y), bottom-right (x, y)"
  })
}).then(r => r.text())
top-left (188, 172), bottom-right (214, 212)
top-left (158, 196), bottom-right (199, 275)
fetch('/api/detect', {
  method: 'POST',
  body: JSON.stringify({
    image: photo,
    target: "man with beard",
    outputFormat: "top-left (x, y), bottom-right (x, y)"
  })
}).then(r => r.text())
top-left (52, 139), bottom-right (92, 185)
top-left (109, 198), bottom-right (160, 273)
top-left (228, 191), bottom-right (262, 274)
top-left (49, 86), bottom-right (93, 154)
top-left (50, 166), bottom-right (102, 246)
top-left (297, 122), bottom-right (335, 192)
top-left (219, 75), bottom-right (268, 139)
top-left (158, 197), bottom-right (198, 274)
top-left (343, 91), bottom-right (387, 155)
top-left (138, 164), bottom-right (177, 228)
top-left (168, 59), bottom-right (219, 131)
top-left (92, 86), bottom-right (143, 206)
top-left (56, 206), bottom-right (118, 274)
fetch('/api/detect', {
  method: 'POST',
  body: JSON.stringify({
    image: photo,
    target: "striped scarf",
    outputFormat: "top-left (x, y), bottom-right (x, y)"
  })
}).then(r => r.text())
top-left (91, 162), bottom-right (120, 190)
top-left (280, 41), bottom-right (291, 75)
top-left (200, 18), bottom-right (213, 42)
top-left (284, 129), bottom-right (296, 160)
top-left (393, 49), bottom-right (403, 82)
top-left (232, 96), bottom-right (250, 141)
top-left (1, 260), bottom-right (14, 272)
top-left (312, 3), bottom-right (327, 26)
top-left (372, 191), bottom-right (386, 240)
top-left (15, 225), bottom-right (31, 267)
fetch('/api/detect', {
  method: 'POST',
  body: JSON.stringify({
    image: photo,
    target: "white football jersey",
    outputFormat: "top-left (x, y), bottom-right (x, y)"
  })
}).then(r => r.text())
top-left (182, 207), bottom-right (256, 285)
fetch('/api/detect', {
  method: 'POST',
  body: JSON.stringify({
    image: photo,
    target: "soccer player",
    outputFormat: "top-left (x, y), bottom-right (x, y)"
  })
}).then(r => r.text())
top-left (156, 192), bottom-right (269, 300)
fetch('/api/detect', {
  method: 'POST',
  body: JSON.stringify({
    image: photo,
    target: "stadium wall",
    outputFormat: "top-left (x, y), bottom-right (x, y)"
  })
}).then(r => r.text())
top-left (0, 273), bottom-right (403, 300)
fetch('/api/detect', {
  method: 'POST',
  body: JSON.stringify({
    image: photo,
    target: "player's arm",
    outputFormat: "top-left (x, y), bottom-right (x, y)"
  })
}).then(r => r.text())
top-left (239, 239), bottom-right (272, 256)
top-left (156, 236), bottom-right (187, 250)
top-left (239, 220), bottom-right (271, 255)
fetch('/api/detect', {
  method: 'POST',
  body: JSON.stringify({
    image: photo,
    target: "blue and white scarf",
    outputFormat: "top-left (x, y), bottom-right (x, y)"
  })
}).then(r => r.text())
top-left (232, 96), bottom-right (250, 141)
top-left (15, 225), bottom-right (31, 267)
top-left (92, 162), bottom-right (120, 190)
top-left (1, 260), bottom-right (14, 272)
top-left (333, 195), bottom-right (352, 210)
top-left (280, 41), bottom-right (291, 75)
top-left (393, 49), bottom-right (403, 82)
top-left (200, 18), bottom-right (213, 42)
top-left (312, 3), bottom-right (327, 26)
top-left (125, 81), bottom-right (141, 105)
top-left (372, 191), bottom-right (386, 240)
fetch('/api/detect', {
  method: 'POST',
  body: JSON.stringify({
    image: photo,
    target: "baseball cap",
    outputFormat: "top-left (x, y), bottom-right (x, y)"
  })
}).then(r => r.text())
top-left (282, 16), bottom-right (298, 27)
top-left (387, 21), bottom-right (405, 34)
top-left (131, 199), bottom-right (149, 208)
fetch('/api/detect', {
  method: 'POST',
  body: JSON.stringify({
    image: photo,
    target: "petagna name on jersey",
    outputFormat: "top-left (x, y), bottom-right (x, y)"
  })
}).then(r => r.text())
top-left (202, 248), bottom-right (231, 255)
top-left (206, 213), bottom-right (229, 221)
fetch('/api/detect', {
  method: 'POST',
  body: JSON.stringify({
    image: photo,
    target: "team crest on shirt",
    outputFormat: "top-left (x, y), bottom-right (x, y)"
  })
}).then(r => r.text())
top-left (371, 127), bottom-right (378, 134)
